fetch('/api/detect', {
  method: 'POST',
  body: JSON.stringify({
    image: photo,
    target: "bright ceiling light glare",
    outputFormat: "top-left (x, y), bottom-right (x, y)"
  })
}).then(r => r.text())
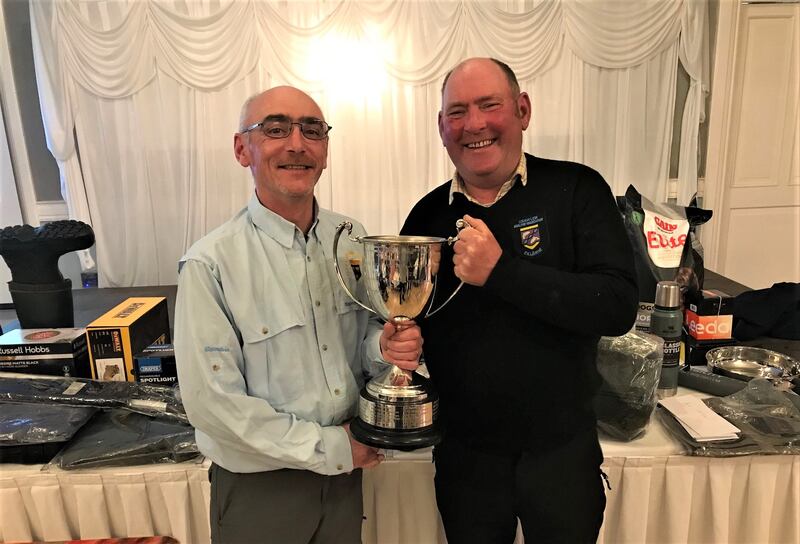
top-left (312, 28), bottom-right (389, 104)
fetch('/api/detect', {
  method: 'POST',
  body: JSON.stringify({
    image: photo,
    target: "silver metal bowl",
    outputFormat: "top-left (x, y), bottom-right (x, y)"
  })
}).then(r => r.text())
top-left (706, 346), bottom-right (800, 383)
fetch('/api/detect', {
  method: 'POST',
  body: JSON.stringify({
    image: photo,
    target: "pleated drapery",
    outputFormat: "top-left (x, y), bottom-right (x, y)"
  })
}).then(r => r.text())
top-left (30, 0), bottom-right (708, 287)
top-left (2, 454), bottom-right (797, 543)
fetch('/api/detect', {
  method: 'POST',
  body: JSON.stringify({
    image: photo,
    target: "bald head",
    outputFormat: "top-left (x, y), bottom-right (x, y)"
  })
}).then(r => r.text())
top-left (239, 86), bottom-right (325, 131)
top-left (441, 58), bottom-right (520, 101)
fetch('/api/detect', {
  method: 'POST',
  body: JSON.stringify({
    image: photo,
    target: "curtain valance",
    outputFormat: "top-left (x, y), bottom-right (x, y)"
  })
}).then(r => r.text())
top-left (51, 0), bottom-right (689, 97)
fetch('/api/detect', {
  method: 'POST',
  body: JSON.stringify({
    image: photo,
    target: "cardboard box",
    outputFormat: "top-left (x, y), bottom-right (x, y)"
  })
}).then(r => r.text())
top-left (86, 297), bottom-right (170, 381)
top-left (634, 302), bottom-right (655, 333)
top-left (0, 328), bottom-right (91, 378)
top-left (686, 288), bottom-right (735, 316)
top-left (683, 331), bottom-right (737, 365)
top-left (685, 310), bottom-right (734, 340)
top-left (684, 289), bottom-right (735, 340)
top-left (133, 343), bottom-right (178, 386)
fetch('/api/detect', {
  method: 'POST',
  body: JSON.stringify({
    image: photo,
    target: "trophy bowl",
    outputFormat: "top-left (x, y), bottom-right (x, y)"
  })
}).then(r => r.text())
top-left (334, 221), bottom-right (463, 450)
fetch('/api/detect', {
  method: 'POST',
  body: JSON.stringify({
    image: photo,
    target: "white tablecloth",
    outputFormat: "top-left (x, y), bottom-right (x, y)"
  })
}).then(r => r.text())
top-left (0, 459), bottom-right (211, 544)
top-left (2, 388), bottom-right (799, 543)
top-left (366, 448), bottom-right (800, 544)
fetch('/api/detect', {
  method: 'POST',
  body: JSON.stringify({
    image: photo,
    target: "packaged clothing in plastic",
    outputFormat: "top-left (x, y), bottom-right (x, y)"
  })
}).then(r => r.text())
top-left (0, 376), bottom-right (187, 423)
top-left (0, 401), bottom-right (97, 463)
top-left (658, 378), bottom-right (800, 456)
top-left (49, 409), bottom-right (199, 469)
top-left (594, 330), bottom-right (664, 441)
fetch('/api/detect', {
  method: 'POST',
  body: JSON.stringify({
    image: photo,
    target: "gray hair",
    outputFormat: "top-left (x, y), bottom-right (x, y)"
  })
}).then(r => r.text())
top-left (238, 92), bottom-right (261, 132)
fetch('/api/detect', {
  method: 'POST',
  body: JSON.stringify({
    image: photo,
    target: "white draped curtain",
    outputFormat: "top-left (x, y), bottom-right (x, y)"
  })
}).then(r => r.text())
top-left (30, 0), bottom-right (708, 287)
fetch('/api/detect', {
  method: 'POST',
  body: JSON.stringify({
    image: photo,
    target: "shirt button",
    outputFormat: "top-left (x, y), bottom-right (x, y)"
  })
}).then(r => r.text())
top-left (334, 388), bottom-right (341, 395)
top-left (307, 255), bottom-right (311, 262)
top-left (336, 464), bottom-right (343, 471)
top-left (315, 300), bottom-right (321, 307)
top-left (322, 344), bottom-right (328, 351)
top-left (262, 326), bottom-right (269, 335)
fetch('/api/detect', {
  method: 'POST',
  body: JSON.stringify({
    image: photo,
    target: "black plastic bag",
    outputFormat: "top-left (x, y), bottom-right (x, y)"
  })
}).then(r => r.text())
top-left (0, 376), bottom-right (187, 423)
top-left (50, 409), bottom-right (198, 469)
top-left (594, 331), bottom-right (663, 441)
top-left (617, 185), bottom-right (712, 332)
top-left (0, 401), bottom-right (97, 463)
top-left (658, 379), bottom-right (800, 456)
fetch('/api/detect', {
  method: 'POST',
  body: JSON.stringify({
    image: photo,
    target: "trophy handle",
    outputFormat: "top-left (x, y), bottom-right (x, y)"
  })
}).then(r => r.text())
top-left (425, 219), bottom-right (469, 318)
top-left (333, 221), bottom-right (377, 315)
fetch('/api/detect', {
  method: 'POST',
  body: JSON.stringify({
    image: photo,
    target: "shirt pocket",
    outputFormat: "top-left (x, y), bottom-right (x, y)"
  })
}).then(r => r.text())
top-left (238, 307), bottom-right (306, 408)
top-left (335, 285), bottom-right (364, 315)
top-left (331, 251), bottom-right (368, 314)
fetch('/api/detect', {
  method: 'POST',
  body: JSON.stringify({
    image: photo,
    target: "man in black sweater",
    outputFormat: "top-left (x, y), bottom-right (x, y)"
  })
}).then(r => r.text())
top-left (401, 58), bottom-right (638, 542)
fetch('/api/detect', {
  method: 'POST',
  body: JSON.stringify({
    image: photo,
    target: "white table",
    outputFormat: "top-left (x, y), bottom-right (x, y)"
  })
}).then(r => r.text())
top-left (0, 458), bottom-right (210, 544)
top-left (366, 435), bottom-right (800, 544)
top-left (2, 389), bottom-right (799, 544)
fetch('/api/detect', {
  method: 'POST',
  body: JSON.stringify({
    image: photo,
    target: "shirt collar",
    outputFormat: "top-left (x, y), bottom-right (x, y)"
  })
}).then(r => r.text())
top-left (448, 153), bottom-right (527, 206)
top-left (247, 193), bottom-right (319, 249)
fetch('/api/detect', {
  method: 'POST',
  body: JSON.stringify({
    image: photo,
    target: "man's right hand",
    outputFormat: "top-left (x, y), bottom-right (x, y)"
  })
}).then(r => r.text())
top-left (343, 422), bottom-right (384, 469)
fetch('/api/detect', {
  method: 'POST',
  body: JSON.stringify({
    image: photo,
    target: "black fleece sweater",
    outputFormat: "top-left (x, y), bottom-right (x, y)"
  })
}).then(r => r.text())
top-left (401, 154), bottom-right (638, 452)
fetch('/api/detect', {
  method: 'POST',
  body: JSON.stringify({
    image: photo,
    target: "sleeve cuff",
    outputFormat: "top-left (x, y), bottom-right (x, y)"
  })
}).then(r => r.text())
top-left (320, 425), bottom-right (354, 474)
top-left (363, 322), bottom-right (391, 378)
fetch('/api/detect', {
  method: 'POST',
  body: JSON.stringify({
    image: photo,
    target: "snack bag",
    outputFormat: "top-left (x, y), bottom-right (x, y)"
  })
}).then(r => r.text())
top-left (617, 185), bottom-right (712, 332)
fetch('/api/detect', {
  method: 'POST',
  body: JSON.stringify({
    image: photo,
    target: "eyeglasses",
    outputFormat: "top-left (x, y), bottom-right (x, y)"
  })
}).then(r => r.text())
top-left (240, 117), bottom-right (332, 140)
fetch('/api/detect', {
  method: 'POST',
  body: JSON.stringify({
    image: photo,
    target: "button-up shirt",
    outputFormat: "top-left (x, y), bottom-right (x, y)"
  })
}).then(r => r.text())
top-left (448, 153), bottom-right (528, 206)
top-left (175, 195), bottom-right (386, 475)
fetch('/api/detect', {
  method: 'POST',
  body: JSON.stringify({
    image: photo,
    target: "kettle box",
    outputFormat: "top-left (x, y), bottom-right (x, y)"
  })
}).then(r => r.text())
top-left (0, 328), bottom-right (91, 378)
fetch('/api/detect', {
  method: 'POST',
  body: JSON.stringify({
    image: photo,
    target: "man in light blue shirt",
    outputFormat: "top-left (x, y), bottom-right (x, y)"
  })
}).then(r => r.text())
top-left (174, 86), bottom-right (423, 544)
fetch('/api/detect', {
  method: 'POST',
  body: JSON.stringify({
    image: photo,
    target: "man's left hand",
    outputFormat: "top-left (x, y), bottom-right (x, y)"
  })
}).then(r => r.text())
top-left (453, 215), bottom-right (502, 286)
top-left (379, 321), bottom-right (422, 371)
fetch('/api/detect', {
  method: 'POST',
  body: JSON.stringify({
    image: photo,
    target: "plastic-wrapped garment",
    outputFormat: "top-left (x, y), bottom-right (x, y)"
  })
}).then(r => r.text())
top-left (0, 401), bottom-right (96, 463)
top-left (50, 409), bottom-right (199, 469)
top-left (594, 331), bottom-right (664, 441)
top-left (658, 378), bottom-right (800, 456)
top-left (0, 401), bottom-right (96, 443)
top-left (0, 376), bottom-right (186, 423)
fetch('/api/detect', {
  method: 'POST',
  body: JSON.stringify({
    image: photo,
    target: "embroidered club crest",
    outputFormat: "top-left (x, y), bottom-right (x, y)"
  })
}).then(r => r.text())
top-left (520, 224), bottom-right (540, 250)
top-left (513, 215), bottom-right (547, 257)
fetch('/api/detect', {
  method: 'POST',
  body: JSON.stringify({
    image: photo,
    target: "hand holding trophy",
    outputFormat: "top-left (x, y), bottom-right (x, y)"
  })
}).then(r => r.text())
top-left (333, 220), bottom-right (465, 450)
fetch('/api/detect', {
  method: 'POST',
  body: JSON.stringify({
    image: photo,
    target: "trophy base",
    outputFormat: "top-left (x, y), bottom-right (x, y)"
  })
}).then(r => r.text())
top-left (349, 417), bottom-right (442, 451)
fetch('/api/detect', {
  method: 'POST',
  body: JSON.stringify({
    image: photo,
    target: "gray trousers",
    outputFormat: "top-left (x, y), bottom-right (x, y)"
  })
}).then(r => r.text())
top-left (209, 463), bottom-right (363, 544)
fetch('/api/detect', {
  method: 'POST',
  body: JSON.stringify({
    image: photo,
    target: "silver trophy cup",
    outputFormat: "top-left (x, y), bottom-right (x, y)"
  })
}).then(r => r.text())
top-left (333, 221), bottom-right (464, 450)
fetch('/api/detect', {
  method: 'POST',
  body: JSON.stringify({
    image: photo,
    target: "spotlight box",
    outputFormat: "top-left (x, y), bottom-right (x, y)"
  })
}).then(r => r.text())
top-left (86, 297), bottom-right (170, 382)
top-left (133, 344), bottom-right (178, 386)
top-left (0, 328), bottom-right (91, 378)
